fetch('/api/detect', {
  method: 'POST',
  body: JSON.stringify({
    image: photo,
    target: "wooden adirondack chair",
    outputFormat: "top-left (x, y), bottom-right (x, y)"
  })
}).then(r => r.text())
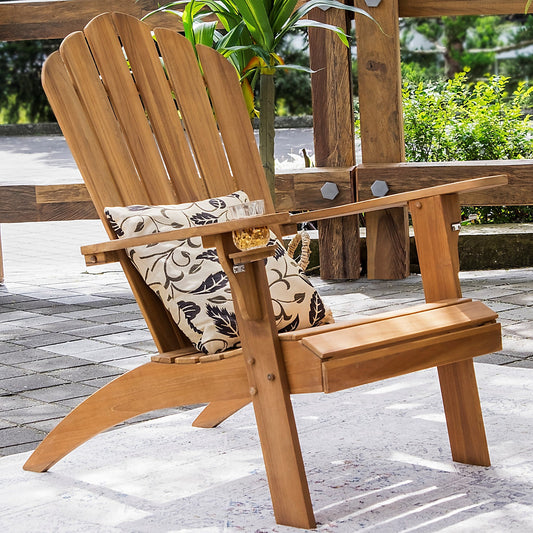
top-left (23, 12), bottom-right (507, 529)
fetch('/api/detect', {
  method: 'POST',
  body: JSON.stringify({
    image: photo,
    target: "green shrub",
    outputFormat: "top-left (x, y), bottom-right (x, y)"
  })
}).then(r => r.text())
top-left (402, 71), bottom-right (533, 223)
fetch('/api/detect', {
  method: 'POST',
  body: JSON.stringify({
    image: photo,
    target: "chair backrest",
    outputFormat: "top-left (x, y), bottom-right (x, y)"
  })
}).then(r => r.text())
top-left (42, 12), bottom-right (273, 352)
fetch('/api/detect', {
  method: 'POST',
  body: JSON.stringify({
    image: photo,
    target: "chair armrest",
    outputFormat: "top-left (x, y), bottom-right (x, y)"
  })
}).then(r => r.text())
top-left (83, 175), bottom-right (507, 266)
top-left (81, 212), bottom-right (291, 265)
top-left (287, 174), bottom-right (508, 226)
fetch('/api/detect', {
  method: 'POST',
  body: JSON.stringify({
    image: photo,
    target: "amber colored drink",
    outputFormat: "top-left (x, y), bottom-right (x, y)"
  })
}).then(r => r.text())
top-left (232, 226), bottom-right (270, 250)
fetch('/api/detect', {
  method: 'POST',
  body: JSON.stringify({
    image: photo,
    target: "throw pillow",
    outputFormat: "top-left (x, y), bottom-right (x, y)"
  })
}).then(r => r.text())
top-left (105, 191), bottom-right (332, 354)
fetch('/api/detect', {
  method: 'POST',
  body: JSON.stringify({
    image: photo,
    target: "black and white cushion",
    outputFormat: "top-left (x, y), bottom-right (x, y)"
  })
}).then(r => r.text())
top-left (105, 191), bottom-right (332, 354)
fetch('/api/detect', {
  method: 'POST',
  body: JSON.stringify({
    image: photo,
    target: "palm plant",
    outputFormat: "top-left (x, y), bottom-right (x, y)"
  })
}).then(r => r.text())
top-left (146, 0), bottom-right (374, 200)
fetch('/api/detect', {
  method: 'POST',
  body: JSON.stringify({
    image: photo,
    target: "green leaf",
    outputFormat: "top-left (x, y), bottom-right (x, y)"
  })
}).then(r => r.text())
top-left (272, 63), bottom-right (314, 74)
top-left (270, 0), bottom-right (299, 34)
top-left (183, 1), bottom-right (206, 45)
top-left (231, 0), bottom-right (275, 49)
top-left (291, 19), bottom-right (350, 46)
top-left (285, 0), bottom-right (378, 35)
top-left (194, 21), bottom-right (217, 47)
top-left (224, 44), bottom-right (272, 66)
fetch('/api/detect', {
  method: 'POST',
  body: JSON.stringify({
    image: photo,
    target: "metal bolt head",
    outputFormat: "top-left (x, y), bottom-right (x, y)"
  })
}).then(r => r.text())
top-left (371, 180), bottom-right (389, 197)
top-left (321, 181), bottom-right (339, 200)
top-left (365, 0), bottom-right (382, 6)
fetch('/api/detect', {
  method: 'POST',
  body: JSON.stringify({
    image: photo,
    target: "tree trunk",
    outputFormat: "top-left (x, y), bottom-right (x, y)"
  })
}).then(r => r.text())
top-left (259, 72), bottom-right (276, 202)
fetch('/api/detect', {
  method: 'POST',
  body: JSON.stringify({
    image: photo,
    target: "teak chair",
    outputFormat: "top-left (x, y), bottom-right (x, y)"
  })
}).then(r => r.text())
top-left (24, 13), bottom-right (507, 529)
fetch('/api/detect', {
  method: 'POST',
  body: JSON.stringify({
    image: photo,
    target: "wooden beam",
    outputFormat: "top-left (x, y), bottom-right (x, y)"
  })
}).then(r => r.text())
top-left (0, 184), bottom-right (97, 222)
top-left (309, 5), bottom-right (360, 280)
top-left (275, 167), bottom-right (354, 211)
top-left (399, 0), bottom-right (531, 17)
top-left (357, 160), bottom-right (533, 204)
top-left (354, 0), bottom-right (409, 280)
top-left (0, 0), bottom-right (181, 41)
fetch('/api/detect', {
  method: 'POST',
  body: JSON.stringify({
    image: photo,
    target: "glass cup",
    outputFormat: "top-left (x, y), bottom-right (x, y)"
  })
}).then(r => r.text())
top-left (227, 200), bottom-right (270, 251)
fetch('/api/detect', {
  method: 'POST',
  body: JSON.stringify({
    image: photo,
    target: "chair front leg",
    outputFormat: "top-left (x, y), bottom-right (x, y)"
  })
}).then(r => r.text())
top-left (214, 233), bottom-right (316, 529)
top-left (409, 193), bottom-right (490, 466)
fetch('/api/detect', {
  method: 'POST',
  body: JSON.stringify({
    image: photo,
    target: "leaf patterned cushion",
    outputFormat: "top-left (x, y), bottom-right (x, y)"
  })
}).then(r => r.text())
top-left (105, 191), bottom-right (332, 354)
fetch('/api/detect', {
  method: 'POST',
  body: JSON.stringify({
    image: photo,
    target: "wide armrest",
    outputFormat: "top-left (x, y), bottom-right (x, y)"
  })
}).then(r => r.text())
top-left (82, 175), bottom-right (507, 265)
top-left (81, 212), bottom-right (291, 264)
top-left (288, 174), bottom-right (508, 225)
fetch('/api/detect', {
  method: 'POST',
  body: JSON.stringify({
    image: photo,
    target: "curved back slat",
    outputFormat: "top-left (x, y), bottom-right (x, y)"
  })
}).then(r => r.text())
top-left (58, 31), bottom-right (146, 207)
top-left (197, 44), bottom-right (273, 213)
top-left (154, 27), bottom-right (237, 197)
top-left (112, 13), bottom-right (207, 202)
top-left (42, 50), bottom-right (124, 233)
top-left (83, 14), bottom-right (177, 205)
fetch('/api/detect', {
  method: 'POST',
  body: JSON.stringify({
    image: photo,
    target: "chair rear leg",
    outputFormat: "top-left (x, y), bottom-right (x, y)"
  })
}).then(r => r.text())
top-left (24, 358), bottom-right (248, 473)
top-left (438, 359), bottom-right (490, 466)
top-left (192, 399), bottom-right (250, 428)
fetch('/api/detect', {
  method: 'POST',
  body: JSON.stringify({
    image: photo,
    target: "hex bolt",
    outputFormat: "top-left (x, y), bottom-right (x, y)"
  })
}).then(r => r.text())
top-left (370, 180), bottom-right (389, 198)
top-left (267, 373), bottom-right (275, 381)
top-left (321, 181), bottom-right (339, 200)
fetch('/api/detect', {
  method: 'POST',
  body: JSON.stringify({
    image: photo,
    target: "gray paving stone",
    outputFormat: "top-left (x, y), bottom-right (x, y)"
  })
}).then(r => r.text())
top-left (0, 425), bottom-right (45, 447)
top-left (0, 364), bottom-right (29, 380)
top-left (20, 382), bottom-right (97, 403)
top-left (123, 340), bottom-right (157, 353)
top-left (499, 307), bottom-right (533, 321)
top-left (27, 418), bottom-right (65, 433)
top-left (92, 329), bottom-right (153, 345)
top-left (0, 293), bottom-right (35, 304)
top-left (1, 347), bottom-right (60, 365)
top-left (15, 355), bottom-right (93, 373)
top-left (110, 355), bottom-right (151, 370)
top-left (3, 299), bottom-right (67, 311)
top-left (1, 373), bottom-right (68, 393)
top-left (494, 293), bottom-right (533, 306)
top-left (56, 308), bottom-right (123, 320)
top-left (0, 310), bottom-right (41, 323)
top-left (12, 332), bottom-right (80, 348)
top-left (48, 295), bottom-right (115, 306)
top-left (40, 338), bottom-right (109, 356)
top-left (66, 323), bottom-right (135, 339)
top-left (1, 402), bottom-right (70, 425)
top-left (0, 341), bottom-right (24, 354)
top-left (500, 336), bottom-right (533, 358)
top-left (475, 353), bottom-right (521, 365)
top-left (0, 441), bottom-right (40, 456)
top-left (65, 345), bottom-right (147, 364)
top-left (4, 315), bottom-right (70, 328)
top-left (504, 322), bottom-right (533, 337)
top-left (55, 396), bottom-right (95, 409)
top-left (0, 419), bottom-right (15, 430)
top-left (0, 393), bottom-right (44, 412)
top-left (508, 359), bottom-right (533, 369)
top-left (48, 364), bottom-right (123, 383)
top-left (0, 325), bottom-right (44, 342)
top-left (28, 304), bottom-right (93, 316)
top-left (28, 318), bottom-right (96, 333)
top-left (89, 312), bottom-right (143, 324)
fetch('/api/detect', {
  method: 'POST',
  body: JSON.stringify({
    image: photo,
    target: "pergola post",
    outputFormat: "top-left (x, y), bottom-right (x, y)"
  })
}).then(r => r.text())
top-left (354, 0), bottom-right (410, 279)
top-left (309, 6), bottom-right (360, 280)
